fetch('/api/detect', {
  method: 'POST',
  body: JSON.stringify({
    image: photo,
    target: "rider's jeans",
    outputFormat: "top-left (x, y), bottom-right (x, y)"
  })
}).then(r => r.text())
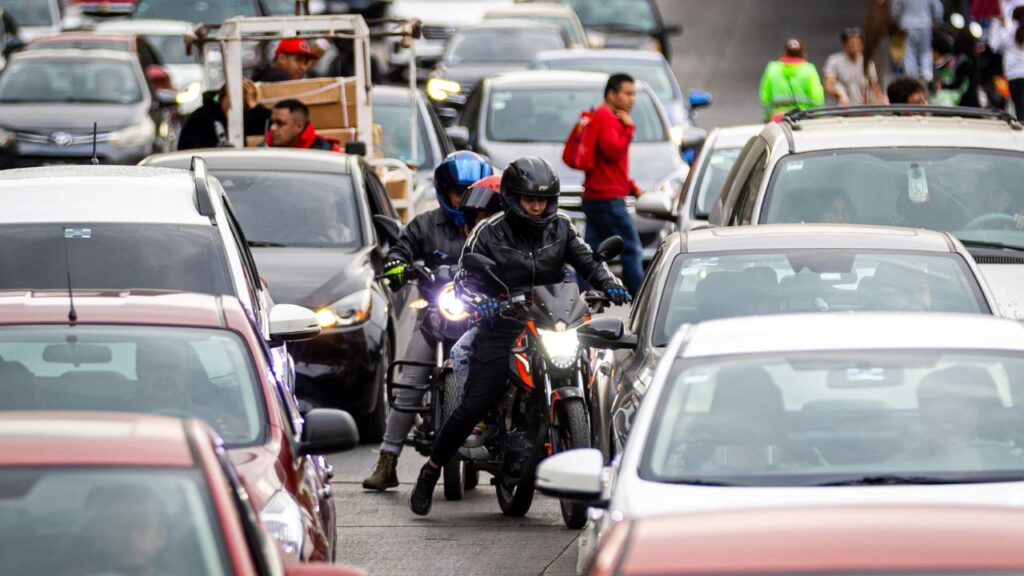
top-left (381, 327), bottom-right (435, 455)
top-left (430, 326), bottom-right (519, 466)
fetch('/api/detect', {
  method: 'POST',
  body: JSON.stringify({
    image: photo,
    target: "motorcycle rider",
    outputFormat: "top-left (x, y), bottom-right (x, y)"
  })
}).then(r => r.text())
top-left (362, 151), bottom-right (493, 492)
top-left (410, 157), bottom-right (630, 516)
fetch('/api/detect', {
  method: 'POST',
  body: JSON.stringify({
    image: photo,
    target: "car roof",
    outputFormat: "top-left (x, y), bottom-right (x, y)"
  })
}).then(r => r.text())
top-left (769, 114), bottom-right (1024, 153)
top-left (11, 48), bottom-right (135, 62)
top-left (32, 31), bottom-right (137, 44)
top-left (143, 148), bottom-right (354, 175)
top-left (460, 18), bottom-right (562, 33)
top-left (0, 290), bottom-right (245, 328)
top-left (682, 224), bottom-right (955, 254)
top-left (678, 312), bottom-right (1024, 358)
top-left (485, 4), bottom-right (576, 17)
top-left (534, 48), bottom-right (668, 63)
top-left (708, 124), bottom-right (763, 148)
top-left (95, 18), bottom-right (194, 34)
top-left (488, 69), bottom-right (610, 89)
top-left (0, 166), bottom-right (208, 225)
top-left (0, 412), bottom-right (195, 467)
top-left (616, 506), bottom-right (1024, 574)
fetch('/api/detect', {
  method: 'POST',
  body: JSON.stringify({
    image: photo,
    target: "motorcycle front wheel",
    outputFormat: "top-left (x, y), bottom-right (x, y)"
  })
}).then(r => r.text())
top-left (496, 473), bottom-right (535, 517)
top-left (441, 370), bottom-right (465, 501)
top-left (557, 398), bottom-right (592, 529)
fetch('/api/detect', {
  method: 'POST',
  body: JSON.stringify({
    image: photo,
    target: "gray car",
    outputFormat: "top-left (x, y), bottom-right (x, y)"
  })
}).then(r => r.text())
top-left (448, 69), bottom-right (687, 259)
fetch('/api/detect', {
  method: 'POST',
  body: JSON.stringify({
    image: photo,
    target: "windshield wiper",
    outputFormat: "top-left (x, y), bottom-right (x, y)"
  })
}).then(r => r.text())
top-left (957, 238), bottom-right (1024, 252)
top-left (816, 474), bottom-right (978, 486)
top-left (247, 240), bottom-right (287, 247)
top-left (588, 23), bottom-right (653, 33)
top-left (662, 477), bottom-right (746, 486)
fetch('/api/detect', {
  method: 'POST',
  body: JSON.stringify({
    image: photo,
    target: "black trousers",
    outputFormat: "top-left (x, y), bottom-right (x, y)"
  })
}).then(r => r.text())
top-left (429, 326), bottom-right (519, 465)
top-left (1010, 78), bottom-right (1024, 121)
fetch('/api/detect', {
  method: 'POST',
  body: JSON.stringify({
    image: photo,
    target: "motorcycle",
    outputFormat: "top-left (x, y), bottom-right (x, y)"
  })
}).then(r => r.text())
top-left (452, 235), bottom-right (624, 528)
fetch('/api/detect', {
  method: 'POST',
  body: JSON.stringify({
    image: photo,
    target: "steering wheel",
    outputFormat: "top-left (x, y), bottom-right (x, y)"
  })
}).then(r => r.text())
top-left (963, 213), bottom-right (1018, 231)
top-left (151, 408), bottom-right (194, 419)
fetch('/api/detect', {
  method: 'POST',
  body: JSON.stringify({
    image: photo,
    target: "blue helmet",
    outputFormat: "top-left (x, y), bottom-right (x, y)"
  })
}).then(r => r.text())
top-left (433, 151), bottom-right (493, 227)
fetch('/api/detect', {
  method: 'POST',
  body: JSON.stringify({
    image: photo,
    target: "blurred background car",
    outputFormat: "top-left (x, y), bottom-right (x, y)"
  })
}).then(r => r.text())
top-left (0, 0), bottom-right (60, 41)
top-left (519, 0), bottom-right (681, 59)
top-left (0, 9), bottom-right (21, 72)
top-left (484, 2), bottom-right (589, 48)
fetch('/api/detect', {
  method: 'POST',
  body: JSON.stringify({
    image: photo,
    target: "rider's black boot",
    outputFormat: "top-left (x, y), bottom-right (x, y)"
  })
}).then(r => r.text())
top-left (410, 462), bottom-right (441, 516)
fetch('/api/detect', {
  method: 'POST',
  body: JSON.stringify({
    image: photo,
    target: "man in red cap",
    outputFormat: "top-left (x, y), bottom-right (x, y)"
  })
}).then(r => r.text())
top-left (252, 38), bottom-right (321, 82)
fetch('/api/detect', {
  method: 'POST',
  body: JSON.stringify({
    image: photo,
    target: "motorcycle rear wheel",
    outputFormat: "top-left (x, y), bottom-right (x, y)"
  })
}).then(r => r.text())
top-left (496, 473), bottom-right (535, 517)
top-left (557, 398), bottom-right (592, 529)
top-left (442, 370), bottom-right (465, 501)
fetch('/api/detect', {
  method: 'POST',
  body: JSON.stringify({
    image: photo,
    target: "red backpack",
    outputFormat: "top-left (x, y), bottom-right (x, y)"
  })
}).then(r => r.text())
top-left (562, 109), bottom-right (598, 171)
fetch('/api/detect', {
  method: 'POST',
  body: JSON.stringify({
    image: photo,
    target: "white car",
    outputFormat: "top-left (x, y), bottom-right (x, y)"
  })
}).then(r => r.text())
top-left (539, 312), bottom-right (1024, 571)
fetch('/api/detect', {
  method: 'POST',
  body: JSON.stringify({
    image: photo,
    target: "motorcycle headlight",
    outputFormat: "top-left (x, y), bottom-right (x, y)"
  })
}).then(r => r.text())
top-left (538, 327), bottom-right (580, 369)
top-left (260, 490), bottom-right (304, 562)
top-left (108, 117), bottom-right (155, 148)
top-left (655, 165), bottom-right (689, 197)
top-left (176, 81), bottom-right (202, 105)
top-left (426, 78), bottom-right (461, 102)
top-left (315, 289), bottom-right (372, 329)
top-left (438, 282), bottom-right (469, 321)
top-left (0, 127), bottom-right (14, 148)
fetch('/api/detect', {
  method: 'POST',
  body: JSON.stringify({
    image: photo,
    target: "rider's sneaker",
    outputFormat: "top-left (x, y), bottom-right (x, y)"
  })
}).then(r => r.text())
top-left (362, 451), bottom-right (400, 491)
top-left (410, 462), bottom-right (441, 516)
top-left (464, 421), bottom-right (497, 448)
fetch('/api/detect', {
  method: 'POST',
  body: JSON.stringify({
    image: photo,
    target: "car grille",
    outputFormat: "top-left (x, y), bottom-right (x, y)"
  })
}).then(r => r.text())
top-left (421, 25), bottom-right (456, 41)
top-left (14, 130), bottom-right (112, 146)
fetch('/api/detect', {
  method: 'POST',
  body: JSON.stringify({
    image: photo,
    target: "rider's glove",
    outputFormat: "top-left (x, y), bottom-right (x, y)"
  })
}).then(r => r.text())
top-left (604, 285), bottom-right (632, 306)
top-left (471, 297), bottom-right (501, 321)
top-left (382, 259), bottom-right (408, 291)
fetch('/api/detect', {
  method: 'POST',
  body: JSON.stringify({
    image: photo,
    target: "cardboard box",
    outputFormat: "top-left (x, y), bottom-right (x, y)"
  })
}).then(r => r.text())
top-left (382, 170), bottom-right (411, 201)
top-left (317, 128), bottom-right (358, 148)
top-left (257, 77), bottom-right (359, 130)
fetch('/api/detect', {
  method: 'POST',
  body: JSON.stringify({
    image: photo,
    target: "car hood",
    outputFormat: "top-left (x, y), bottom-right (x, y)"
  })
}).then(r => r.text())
top-left (0, 102), bottom-right (146, 132)
top-left (164, 63), bottom-right (204, 90)
top-left (228, 443), bottom-right (283, 510)
top-left (482, 141), bottom-right (683, 190)
top-left (253, 246), bottom-right (374, 309)
top-left (390, 0), bottom-right (513, 25)
top-left (977, 263), bottom-right (1024, 319)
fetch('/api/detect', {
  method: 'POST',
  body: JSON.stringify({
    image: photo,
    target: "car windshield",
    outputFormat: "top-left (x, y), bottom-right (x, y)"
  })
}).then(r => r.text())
top-left (489, 14), bottom-right (583, 45)
top-left (147, 34), bottom-right (196, 64)
top-left (374, 103), bottom-right (433, 168)
top-left (215, 171), bottom-right (363, 248)
top-left (694, 146), bottom-right (742, 217)
top-left (566, 0), bottom-right (656, 33)
top-left (642, 350), bottom-right (1024, 486)
top-left (0, 0), bottom-right (54, 27)
top-left (133, 0), bottom-right (256, 23)
top-left (0, 224), bottom-right (233, 295)
top-left (444, 28), bottom-right (567, 65)
top-left (261, 0), bottom-right (298, 14)
top-left (0, 468), bottom-right (228, 575)
top-left (25, 39), bottom-right (129, 52)
top-left (0, 58), bottom-right (142, 104)
top-left (652, 250), bottom-right (986, 347)
top-left (487, 87), bottom-right (666, 143)
top-left (538, 58), bottom-right (676, 101)
top-left (0, 325), bottom-right (266, 445)
top-left (761, 149), bottom-right (1024, 250)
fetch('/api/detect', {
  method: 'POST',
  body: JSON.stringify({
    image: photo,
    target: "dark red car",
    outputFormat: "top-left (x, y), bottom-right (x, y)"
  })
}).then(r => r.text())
top-left (26, 30), bottom-right (172, 90)
top-left (589, 505), bottom-right (1024, 576)
top-left (0, 411), bottom-right (363, 576)
top-left (0, 290), bottom-right (351, 563)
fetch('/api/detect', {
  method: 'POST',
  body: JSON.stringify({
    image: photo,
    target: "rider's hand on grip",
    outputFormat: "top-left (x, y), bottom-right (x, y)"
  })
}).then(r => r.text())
top-left (604, 285), bottom-right (631, 306)
top-left (382, 259), bottom-right (408, 291)
top-left (471, 297), bottom-right (501, 321)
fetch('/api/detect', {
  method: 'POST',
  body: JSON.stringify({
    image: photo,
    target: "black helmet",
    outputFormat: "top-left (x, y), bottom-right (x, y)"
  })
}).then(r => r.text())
top-left (501, 157), bottom-right (560, 228)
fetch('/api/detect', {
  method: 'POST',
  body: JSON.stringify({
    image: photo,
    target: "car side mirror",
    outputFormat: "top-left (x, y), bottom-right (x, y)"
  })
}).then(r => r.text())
top-left (536, 448), bottom-right (607, 503)
top-left (663, 23), bottom-right (683, 36)
top-left (579, 317), bottom-right (637, 350)
top-left (373, 214), bottom-right (403, 246)
top-left (445, 125), bottom-right (470, 150)
top-left (285, 562), bottom-right (367, 576)
top-left (269, 304), bottom-right (321, 342)
top-left (634, 192), bottom-right (675, 222)
top-left (688, 89), bottom-right (712, 110)
top-left (154, 88), bottom-right (179, 108)
top-left (593, 236), bottom-right (624, 263)
top-left (3, 36), bottom-right (22, 57)
top-left (462, 252), bottom-right (497, 274)
top-left (300, 408), bottom-right (360, 455)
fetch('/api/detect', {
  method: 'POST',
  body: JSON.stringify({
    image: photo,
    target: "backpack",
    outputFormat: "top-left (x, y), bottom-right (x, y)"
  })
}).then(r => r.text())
top-left (562, 108), bottom-right (598, 171)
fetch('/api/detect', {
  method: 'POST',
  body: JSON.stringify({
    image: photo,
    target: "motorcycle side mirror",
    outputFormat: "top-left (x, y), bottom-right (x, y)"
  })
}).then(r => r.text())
top-left (579, 317), bottom-right (637, 350)
top-left (593, 236), bottom-right (624, 263)
top-left (373, 214), bottom-right (402, 245)
top-left (462, 253), bottom-right (497, 274)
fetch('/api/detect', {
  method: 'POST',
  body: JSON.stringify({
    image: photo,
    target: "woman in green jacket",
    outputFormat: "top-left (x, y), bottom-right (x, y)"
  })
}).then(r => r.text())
top-left (760, 38), bottom-right (825, 121)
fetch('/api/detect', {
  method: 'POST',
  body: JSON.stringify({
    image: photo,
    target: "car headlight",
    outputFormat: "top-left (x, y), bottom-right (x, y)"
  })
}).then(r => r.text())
top-left (315, 289), bottom-right (372, 329)
top-left (655, 165), bottom-right (689, 197)
top-left (670, 125), bottom-right (685, 146)
top-left (260, 490), bottom-right (304, 562)
top-left (176, 81), bottom-right (202, 105)
top-left (538, 326), bottom-right (579, 369)
top-left (438, 282), bottom-right (469, 321)
top-left (0, 127), bottom-right (14, 147)
top-left (108, 118), bottom-right (155, 148)
top-left (426, 78), bottom-right (461, 102)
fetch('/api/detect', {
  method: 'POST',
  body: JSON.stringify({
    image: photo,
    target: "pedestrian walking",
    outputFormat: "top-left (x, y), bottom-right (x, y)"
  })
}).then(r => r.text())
top-left (991, 6), bottom-right (1024, 117)
top-left (824, 27), bottom-right (884, 105)
top-left (580, 73), bottom-right (644, 295)
top-left (891, 0), bottom-right (944, 82)
top-left (759, 38), bottom-right (825, 121)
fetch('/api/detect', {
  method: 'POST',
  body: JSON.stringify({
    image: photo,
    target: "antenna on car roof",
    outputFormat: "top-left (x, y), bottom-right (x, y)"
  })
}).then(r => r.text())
top-left (90, 122), bottom-right (99, 165)
top-left (62, 227), bottom-right (78, 324)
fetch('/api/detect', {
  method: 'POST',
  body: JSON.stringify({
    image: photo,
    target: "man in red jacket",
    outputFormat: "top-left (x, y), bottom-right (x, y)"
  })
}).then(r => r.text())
top-left (267, 99), bottom-right (341, 152)
top-left (582, 73), bottom-right (644, 294)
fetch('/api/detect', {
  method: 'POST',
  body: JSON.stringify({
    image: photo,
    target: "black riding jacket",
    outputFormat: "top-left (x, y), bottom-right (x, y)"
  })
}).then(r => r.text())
top-left (458, 211), bottom-right (618, 302)
top-left (387, 208), bottom-right (466, 269)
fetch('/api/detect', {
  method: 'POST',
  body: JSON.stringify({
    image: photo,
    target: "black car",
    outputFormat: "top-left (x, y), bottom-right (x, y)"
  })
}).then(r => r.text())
top-left (0, 49), bottom-right (176, 168)
top-left (142, 148), bottom-right (403, 441)
top-left (560, 0), bottom-right (680, 60)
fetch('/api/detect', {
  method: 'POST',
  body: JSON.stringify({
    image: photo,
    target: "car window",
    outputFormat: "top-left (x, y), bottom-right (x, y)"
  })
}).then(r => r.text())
top-left (539, 58), bottom-right (676, 102)
top-left (761, 149), bottom-right (1024, 250)
top-left (487, 87), bottom-right (666, 143)
top-left (488, 14), bottom-right (583, 45)
top-left (0, 468), bottom-right (229, 575)
top-left (0, 223), bottom-right (234, 296)
top-left (444, 28), bottom-right (567, 65)
top-left (216, 170), bottom-right (363, 249)
top-left (363, 166), bottom-right (399, 220)
top-left (0, 0), bottom-right (55, 27)
top-left (567, 0), bottom-right (657, 33)
top-left (146, 34), bottom-right (197, 65)
top-left (652, 250), bottom-right (988, 347)
top-left (737, 149), bottom-right (768, 225)
top-left (693, 146), bottom-right (742, 218)
top-left (0, 57), bottom-right (143, 104)
top-left (642, 350), bottom-right (1024, 486)
top-left (133, 0), bottom-right (257, 23)
top-left (0, 325), bottom-right (267, 445)
top-left (374, 103), bottom-right (434, 168)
